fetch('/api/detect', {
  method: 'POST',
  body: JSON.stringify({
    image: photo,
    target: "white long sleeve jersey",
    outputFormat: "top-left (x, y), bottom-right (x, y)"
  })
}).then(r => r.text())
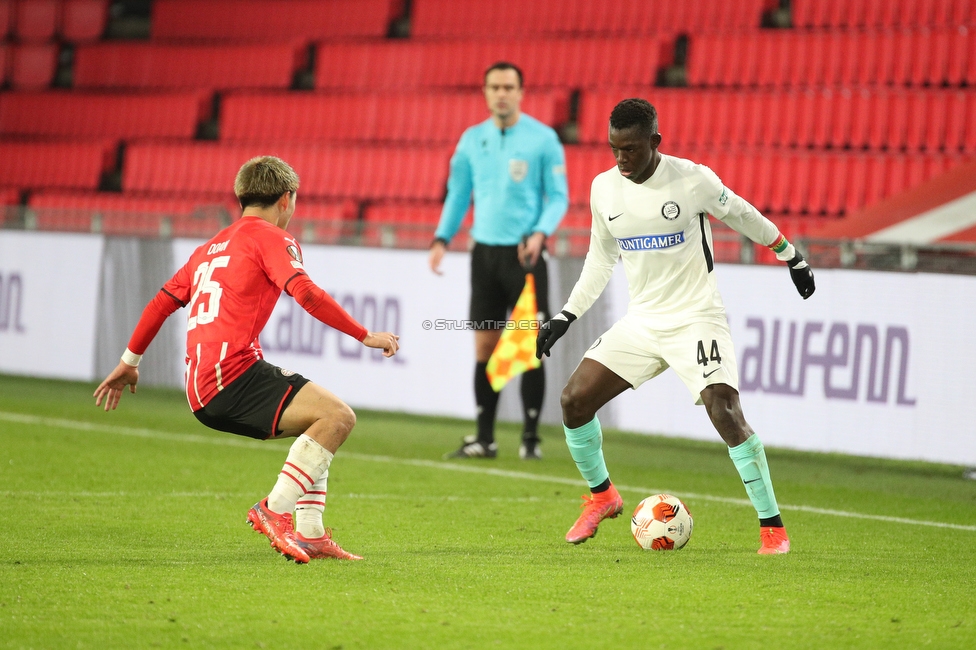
top-left (563, 154), bottom-right (781, 330)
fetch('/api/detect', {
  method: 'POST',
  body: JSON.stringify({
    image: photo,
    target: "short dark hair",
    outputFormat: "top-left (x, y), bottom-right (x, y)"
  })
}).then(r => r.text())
top-left (484, 61), bottom-right (524, 88)
top-left (609, 98), bottom-right (659, 139)
top-left (235, 156), bottom-right (299, 209)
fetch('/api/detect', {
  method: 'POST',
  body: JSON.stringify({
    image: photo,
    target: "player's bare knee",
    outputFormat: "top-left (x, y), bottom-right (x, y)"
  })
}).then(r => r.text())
top-left (560, 383), bottom-right (593, 428)
top-left (335, 403), bottom-right (356, 436)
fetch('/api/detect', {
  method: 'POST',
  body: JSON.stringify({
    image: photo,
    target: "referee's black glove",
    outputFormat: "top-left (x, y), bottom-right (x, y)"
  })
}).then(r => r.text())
top-left (787, 251), bottom-right (816, 300)
top-left (536, 310), bottom-right (577, 359)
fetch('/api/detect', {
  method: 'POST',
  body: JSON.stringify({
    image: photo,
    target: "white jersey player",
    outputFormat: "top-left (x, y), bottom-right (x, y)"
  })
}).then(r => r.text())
top-left (536, 98), bottom-right (815, 554)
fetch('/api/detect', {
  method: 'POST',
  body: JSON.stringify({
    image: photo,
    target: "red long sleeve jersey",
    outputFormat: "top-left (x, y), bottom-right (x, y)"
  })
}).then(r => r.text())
top-left (127, 217), bottom-right (367, 410)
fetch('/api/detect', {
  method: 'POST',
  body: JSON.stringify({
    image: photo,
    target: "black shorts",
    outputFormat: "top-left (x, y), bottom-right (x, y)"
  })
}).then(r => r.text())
top-left (469, 242), bottom-right (550, 325)
top-left (193, 359), bottom-right (311, 440)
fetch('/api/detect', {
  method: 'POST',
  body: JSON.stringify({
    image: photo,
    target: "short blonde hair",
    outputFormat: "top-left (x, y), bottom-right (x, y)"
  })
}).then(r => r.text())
top-left (234, 156), bottom-right (300, 209)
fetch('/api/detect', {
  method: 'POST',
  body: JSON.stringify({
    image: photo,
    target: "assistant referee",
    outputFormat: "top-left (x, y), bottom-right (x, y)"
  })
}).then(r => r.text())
top-left (429, 61), bottom-right (569, 460)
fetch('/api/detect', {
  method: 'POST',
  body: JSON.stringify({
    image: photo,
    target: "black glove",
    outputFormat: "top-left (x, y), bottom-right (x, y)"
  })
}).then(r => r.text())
top-left (787, 251), bottom-right (816, 300)
top-left (536, 310), bottom-right (577, 359)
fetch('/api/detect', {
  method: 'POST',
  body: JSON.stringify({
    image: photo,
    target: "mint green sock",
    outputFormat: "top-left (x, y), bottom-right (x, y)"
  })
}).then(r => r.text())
top-left (728, 434), bottom-right (780, 519)
top-left (564, 416), bottom-right (610, 489)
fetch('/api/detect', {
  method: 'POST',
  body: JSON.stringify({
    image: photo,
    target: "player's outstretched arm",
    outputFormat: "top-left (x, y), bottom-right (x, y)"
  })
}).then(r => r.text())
top-left (93, 360), bottom-right (140, 411)
top-left (536, 310), bottom-right (577, 359)
top-left (363, 332), bottom-right (400, 358)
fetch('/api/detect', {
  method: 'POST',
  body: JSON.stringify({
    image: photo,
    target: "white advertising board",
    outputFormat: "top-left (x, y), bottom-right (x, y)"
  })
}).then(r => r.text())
top-left (606, 263), bottom-right (976, 466)
top-left (0, 231), bottom-right (103, 380)
top-left (260, 246), bottom-right (476, 418)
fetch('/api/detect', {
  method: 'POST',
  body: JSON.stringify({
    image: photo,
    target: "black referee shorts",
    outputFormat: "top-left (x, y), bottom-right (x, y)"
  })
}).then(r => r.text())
top-left (469, 242), bottom-right (550, 325)
top-left (193, 359), bottom-right (311, 440)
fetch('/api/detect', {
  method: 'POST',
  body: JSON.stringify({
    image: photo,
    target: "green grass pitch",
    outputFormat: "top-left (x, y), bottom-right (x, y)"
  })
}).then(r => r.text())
top-left (1, 373), bottom-right (974, 649)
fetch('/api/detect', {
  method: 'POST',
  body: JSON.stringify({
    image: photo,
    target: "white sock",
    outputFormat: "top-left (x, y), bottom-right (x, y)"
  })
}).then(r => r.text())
top-left (295, 470), bottom-right (328, 538)
top-left (267, 434), bottom-right (333, 515)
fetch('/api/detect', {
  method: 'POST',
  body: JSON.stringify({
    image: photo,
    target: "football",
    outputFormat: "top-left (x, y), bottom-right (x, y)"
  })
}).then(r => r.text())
top-left (631, 494), bottom-right (693, 550)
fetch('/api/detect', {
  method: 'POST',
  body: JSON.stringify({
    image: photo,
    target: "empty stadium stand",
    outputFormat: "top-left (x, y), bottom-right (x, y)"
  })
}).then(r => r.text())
top-left (577, 88), bottom-right (976, 153)
top-left (686, 29), bottom-right (976, 87)
top-left (0, 140), bottom-right (113, 191)
top-left (411, 0), bottom-right (771, 37)
top-left (73, 42), bottom-right (306, 90)
top-left (60, 0), bottom-right (109, 42)
top-left (219, 90), bottom-right (569, 144)
top-left (314, 37), bottom-right (672, 91)
top-left (0, 91), bottom-right (209, 138)
top-left (13, 0), bottom-right (58, 42)
top-left (151, 0), bottom-right (400, 40)
top-left (0, 0), bottom-right (971, 251)
top-left (791, 0), bottom-right (975, 29)
top-left (121, 142), bottom-right (452, 203)
top-left (9, 42), bottom-right (58, 89)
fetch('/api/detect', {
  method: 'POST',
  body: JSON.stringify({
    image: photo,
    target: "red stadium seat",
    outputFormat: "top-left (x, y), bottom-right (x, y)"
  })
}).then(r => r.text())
top-left (9, 43), bottom-right (57, 89)
top-left (563, 146), bottom-right (613, 206)
top-left (0, 91), bottom-right (208, 139)
top-left (152, 0), bottom-right (396, 40)
top-left (412, 0), bottom-right (765, 37)
top-left (862, 154), bottom-right (890, 209)
top-left (60, 0), bottom-right (108, 41)
top-left (73, 42), bottom-right (305, 90)
top-left (843, 154), bottom-right (870, 215)
top-left (0, 140), bottom-right (113, 190)
top-left (0, 1), bottom-right (12, 38)
top-left (962, 92), bottom-right (976, 152)
top-left (315, 37), bottom-right (668, 91)
top-left (220, 90), bottom-right (568, 145)
top-left (823, 153), bottom-right (850, 216)
top-left (13, 0), bottom-right (57, 41)
top-left (122, 142), bottom-right (452, 203)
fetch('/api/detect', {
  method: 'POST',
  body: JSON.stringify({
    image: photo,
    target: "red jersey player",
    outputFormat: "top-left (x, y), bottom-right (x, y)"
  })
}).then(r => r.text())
top-left (94, 156), bottom-right (399, 563)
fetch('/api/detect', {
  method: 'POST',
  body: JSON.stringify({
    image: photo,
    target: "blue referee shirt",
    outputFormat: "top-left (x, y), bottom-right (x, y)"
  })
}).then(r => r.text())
top-left (434, 114), bottom-right (569, 246)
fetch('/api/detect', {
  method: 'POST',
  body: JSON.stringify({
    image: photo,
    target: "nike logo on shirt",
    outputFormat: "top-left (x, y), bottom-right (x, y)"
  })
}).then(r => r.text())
top-left (609, 213), bottom-right (623, 221)
top-left (703, 368), bottom-right (721, 378)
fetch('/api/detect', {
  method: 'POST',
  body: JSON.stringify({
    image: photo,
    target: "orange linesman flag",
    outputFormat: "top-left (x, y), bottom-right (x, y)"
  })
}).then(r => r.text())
top-left (486, 273), bottom-right (542, 392)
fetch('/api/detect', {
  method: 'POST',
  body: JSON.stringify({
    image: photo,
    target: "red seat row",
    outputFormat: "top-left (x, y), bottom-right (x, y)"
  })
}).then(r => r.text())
top-left (122, 142), bottom-right (453, 203)
top-left (687, 28), bottom-right (976, 87)
top-left (563, 146), bottom-right (963, 216)
top-left (578, 87), bottom-right (976, 153)
top-left (0, 139), bottom-right (114, 190)
top-left (0, 0), bottom-right (107, 42)
top-left (0, 42), bottom-right (58, 89)
top-left (792, 0), bottom-right (975, 29)
top-left (0, 91), bottom-right (210, 139)
top-left (151, 0), bottom-right (400, 41)
top-left (27, 189), bottom-right (357, 239)
top-left (219, 90), bottom-right (569, 145)
top-left (73, 42), bottom-right (306, 90)
top-left (314, 37), bottom-right (671, 91)
top-left (411, 0), bottom-right (770, 37)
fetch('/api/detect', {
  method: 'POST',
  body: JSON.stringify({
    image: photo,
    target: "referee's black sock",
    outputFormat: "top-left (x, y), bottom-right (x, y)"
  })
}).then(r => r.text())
top-left (475, 361), bottom-right (499, 444)
top-left (520, 365), bottom-right (545, 440)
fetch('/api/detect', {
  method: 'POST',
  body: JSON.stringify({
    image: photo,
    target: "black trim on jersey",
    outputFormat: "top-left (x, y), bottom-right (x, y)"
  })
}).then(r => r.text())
top-left (699, 213), bottom-right (714, 273)
top-left (162, 288), bottom-right (186, 308)
top-left (282, 271), bottom-right (306, 294)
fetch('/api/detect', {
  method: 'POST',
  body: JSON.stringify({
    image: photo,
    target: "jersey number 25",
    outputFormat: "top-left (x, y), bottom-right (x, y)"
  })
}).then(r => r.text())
top-left (187, 256), bottom-right (230, 330)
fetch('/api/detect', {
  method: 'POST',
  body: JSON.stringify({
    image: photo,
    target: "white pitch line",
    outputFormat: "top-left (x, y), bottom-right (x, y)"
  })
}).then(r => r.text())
top-left (3, 410), bottom-right (975, 532)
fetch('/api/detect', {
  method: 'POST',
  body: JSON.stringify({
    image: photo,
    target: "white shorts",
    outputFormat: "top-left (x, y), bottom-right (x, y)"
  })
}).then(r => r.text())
top-left (583, 314), bottom-right (739, 405)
